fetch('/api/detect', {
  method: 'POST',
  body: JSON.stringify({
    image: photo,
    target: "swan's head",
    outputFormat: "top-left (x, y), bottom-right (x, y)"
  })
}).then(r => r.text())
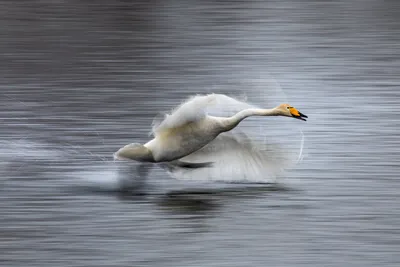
top-left (277, 104), bottom-right (308, 121)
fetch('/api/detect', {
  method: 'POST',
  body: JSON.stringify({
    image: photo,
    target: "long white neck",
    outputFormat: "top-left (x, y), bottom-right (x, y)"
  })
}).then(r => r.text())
top-left (220, 108), bottom-right (280, 132)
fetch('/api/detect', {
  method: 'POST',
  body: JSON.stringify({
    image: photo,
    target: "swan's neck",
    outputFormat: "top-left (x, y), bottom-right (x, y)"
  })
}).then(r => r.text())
top-left (221, 108), bottom-right (280, 132)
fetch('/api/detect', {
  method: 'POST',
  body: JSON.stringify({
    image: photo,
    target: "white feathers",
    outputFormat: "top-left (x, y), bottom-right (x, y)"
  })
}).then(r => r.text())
top-left (151, 94), bottom-right (213, 136)
top-left (164, 131), bottom-right (293, 183)
top-left (151, 93), bottom-right (257, 137)
top-left (150, 93), bottom-right (298, 183)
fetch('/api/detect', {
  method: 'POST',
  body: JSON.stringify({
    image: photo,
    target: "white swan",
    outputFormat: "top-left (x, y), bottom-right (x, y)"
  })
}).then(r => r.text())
top-left (113, 94), bottom-right (307, 171)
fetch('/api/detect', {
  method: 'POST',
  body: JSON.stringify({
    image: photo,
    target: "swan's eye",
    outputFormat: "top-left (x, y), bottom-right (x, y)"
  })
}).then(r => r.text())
top-left (286, 106), bottom-right (291, 110)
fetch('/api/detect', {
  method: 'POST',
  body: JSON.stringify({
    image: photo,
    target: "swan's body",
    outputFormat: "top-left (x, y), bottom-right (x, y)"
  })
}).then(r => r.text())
top-left (114, 93), bottom-right (307, 180)
top-left (144, 116), bottom-right (222, 162)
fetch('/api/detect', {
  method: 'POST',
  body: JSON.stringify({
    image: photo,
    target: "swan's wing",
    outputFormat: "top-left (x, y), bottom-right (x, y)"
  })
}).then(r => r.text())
top-left (151, 94), bottom-right (213, 136)
top-left (151, 93), bottom-right (257, 137)
top-left (204, 93), bottom-right (256, 117)
top-left (162, 131), bottom-right (296, 183)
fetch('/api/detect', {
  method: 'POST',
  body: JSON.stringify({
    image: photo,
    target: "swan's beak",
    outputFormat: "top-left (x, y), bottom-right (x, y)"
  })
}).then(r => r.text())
top-left (289, 107), bottom-right (308, 121)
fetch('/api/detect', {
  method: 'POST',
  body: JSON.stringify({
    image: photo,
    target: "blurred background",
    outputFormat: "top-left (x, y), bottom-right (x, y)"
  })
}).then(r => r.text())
top-left (1, 0), bottom-right (400, 266)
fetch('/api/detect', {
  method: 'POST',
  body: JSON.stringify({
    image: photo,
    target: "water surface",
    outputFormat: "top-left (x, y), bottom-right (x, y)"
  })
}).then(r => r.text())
top-left (1, 1), bottom-right (400, 266)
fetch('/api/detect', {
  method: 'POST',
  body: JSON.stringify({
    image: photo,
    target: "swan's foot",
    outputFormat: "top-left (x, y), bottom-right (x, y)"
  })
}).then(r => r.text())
top-left (161, 160), bottom-right (214, 171)
top-left (174, 161), bottom-right (214, 168)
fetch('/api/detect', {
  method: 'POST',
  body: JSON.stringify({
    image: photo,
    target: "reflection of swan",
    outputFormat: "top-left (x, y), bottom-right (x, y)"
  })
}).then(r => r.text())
top-left (114, 93), bottom-right (307, 182)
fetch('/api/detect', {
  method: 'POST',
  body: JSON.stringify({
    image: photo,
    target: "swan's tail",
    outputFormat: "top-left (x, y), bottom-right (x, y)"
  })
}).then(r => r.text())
top-left (113, 143), bottom-right (155, 162)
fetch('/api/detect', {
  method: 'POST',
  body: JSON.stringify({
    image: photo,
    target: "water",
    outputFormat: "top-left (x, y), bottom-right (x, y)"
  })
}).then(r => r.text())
top-left (1, 1), bottom-right (400, 266)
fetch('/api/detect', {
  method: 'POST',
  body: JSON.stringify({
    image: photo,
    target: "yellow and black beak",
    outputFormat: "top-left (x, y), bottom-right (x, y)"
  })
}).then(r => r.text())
top-left (289, 107), bottom-right (308, 121)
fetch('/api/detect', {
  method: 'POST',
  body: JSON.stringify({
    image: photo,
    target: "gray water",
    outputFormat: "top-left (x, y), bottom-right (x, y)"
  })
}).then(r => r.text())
top-left (1, 1), bottom-right (400, 266)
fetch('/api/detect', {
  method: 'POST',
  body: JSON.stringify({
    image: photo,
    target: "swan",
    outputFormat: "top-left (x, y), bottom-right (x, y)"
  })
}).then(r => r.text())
top-left (113, 93), bottom-right (307, 169)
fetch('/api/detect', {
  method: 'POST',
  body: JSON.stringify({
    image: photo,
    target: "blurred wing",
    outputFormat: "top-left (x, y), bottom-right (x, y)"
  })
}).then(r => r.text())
top-left (205, 93), bottom-right (256, 117)
top-left (162, 131), bottom-right (296, 183)
top-left (151, 93), bottom-right (258, 137)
